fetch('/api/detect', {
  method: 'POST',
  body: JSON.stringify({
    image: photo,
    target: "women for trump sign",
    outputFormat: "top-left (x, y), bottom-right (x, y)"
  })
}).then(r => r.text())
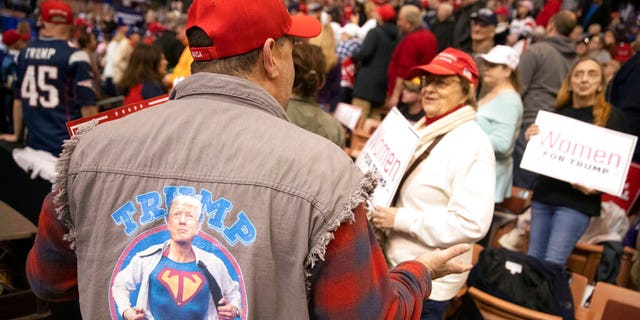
top-left (355, 108), bottom-right (420, 206)
top-left (520, 111), bottom-right (637, 196)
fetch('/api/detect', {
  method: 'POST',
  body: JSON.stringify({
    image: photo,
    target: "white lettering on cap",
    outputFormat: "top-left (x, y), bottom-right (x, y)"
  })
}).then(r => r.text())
top-left (192, 51), bottom-right (203, 59)
top-left (462, 68), bottom-right (472, 81)
top-left (478, 8), bottom-right (493, 16)
top-left (436, 53), bottom-right (456, 64)
top-left (50, 9), bottom-right (69, 17)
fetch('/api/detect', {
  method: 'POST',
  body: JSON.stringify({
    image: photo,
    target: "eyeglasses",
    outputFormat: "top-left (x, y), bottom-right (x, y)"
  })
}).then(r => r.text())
top-left (420, 75), bottom-right (461, 89)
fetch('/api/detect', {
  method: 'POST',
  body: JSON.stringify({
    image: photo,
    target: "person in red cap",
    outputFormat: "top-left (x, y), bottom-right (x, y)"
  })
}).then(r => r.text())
top-left (372, 47), bottom-right (495, 320)
top-left (1, 29), bottom-right (29, 133)
top-left (25, 0), bottom-right (472, 319)
top-left (0, 0), bottom-right (97, 156)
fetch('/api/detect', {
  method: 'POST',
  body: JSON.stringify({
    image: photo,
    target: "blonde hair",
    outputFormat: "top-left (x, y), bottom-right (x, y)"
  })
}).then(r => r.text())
top-left (309, 24), bottom-right (338, 72)
top-left (458, 76), bottom-right (478, 109)
top-left (556, 57), bottom-right (610, 126)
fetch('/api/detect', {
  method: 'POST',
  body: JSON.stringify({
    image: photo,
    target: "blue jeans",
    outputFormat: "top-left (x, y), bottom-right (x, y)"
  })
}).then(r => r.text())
top-left (527, 201), bottom-right (590, 265)
top-left (420, 298), bottom-right (451, 320)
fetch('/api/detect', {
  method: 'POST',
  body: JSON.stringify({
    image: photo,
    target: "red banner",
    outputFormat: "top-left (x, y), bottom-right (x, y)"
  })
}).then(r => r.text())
top-left (602, 162), bottom-right (640, 213)
top-left (66, 95), bottom-right (169, 137)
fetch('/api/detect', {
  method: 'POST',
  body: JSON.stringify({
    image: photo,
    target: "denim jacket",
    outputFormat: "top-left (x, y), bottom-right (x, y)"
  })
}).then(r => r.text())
top-left (54, 73), bottom-right (374, 319)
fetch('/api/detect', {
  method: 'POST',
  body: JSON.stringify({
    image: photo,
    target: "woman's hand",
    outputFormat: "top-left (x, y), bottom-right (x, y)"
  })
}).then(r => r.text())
top-left (524, 124), bottom-right (540, 142)
top-left (371, 206), bottom-right (398, 230)
top-left (571, 183), bottom-right (600, 196)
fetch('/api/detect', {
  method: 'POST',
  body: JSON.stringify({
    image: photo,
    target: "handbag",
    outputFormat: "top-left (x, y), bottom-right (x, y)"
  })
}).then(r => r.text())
top-left (467, 248), bottom-right (575, 319)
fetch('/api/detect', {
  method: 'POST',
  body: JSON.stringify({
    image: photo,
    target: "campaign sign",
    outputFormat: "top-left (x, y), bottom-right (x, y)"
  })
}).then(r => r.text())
top-left (355, 107), bottom-right (420, 206)
top-left (66, 95), bottom-right (169, 137)
top-left (333, 102), bottom-right (362, 131)
top-left (602, 162), bottom-right (640, 213)
top-left (520, 111), bottom-right (637, 196)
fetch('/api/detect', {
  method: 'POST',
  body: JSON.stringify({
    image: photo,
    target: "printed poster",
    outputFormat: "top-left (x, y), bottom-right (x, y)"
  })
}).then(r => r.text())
top-left (333, 102), bottom-right (362, 131)
top-left (109, 192), bottom-right (249, 319)
top-left (355, 107), bottom-right (420, 206)
top-left (602, 162), bottom-right (640, 213)
top-left (520, 110), bottom-right (637, 196)
top-left (67, 95), bottom-right (168, 137)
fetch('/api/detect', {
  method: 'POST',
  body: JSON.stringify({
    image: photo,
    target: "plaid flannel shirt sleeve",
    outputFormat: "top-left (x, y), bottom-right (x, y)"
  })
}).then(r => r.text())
top-left (26, 192), bottom-right (79, 302)
top-left (309, 203), bottom-right (431, 320)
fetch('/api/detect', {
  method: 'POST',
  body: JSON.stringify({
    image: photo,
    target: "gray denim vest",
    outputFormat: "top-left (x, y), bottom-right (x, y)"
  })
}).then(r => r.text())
top-left (54, 73), bottom-right (375, 319)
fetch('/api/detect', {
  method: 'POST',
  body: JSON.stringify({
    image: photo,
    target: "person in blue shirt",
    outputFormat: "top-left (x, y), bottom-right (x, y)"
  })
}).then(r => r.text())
top-left (0, 0), bottom-right (97, 157)
top-left (476, 45), bottom-right (524, 204)
top-left (1, 29), bottom-right (29, 133)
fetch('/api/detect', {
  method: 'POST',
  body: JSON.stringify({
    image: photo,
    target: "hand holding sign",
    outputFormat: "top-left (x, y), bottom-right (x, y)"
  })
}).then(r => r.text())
top-left (520, 111), bottom-right (637, 196)
top-left (524, 124), bottom-right (539, 142)
top-left (354, 108), bottom-right (420, 206)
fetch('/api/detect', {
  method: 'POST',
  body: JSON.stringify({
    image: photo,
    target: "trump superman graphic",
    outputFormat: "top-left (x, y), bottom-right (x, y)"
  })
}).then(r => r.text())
top-left (110, 195), bottom-right (244, 320)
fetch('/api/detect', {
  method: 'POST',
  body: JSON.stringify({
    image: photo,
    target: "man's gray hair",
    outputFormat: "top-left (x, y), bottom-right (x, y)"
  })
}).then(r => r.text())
top-left (170, 194), bottom-right (204, 219)
top-left (188, 27), bottom-right (287, 76)
top-left (400, 5), bottom-right (423, 30)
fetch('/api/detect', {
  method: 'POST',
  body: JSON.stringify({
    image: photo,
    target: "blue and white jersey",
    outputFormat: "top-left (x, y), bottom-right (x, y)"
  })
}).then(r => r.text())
top-left (14, 37), bottom-right (96, 156)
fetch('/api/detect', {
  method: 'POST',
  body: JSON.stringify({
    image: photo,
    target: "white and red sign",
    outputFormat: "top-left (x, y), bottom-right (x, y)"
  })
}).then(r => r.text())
top-left (602, 162), bottom-right (640, 213)
top-left (333, 102), bottom-right (362, 131)
top-left (66, 95), bottom-right (169, 137)
top-left (355, 107), bottom-right (420, 206)
top-left (520, 110), bottom-right (637, 196)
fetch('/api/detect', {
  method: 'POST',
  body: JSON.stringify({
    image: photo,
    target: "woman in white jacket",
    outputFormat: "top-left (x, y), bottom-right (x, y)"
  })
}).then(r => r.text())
top-left (372, 48), bottom-right (495, 320)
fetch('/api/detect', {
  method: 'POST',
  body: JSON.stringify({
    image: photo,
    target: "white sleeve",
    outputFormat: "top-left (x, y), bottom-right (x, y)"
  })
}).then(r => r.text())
top-left (393, 152), bottom-right (495, 247)
top-left (111, 255), bottom-right (144, 315)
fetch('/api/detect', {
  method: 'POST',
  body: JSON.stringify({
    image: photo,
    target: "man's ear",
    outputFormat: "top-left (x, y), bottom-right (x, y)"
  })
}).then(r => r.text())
top-left (261, 38), bottom-right (280, 80)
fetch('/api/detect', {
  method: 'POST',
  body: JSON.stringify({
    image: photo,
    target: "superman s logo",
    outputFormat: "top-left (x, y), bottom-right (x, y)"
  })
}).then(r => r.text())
top-left (157, 268), bottom-right (206, 306)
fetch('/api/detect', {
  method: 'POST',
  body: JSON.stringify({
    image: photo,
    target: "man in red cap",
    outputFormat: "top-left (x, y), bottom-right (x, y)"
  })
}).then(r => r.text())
top-left (0, 0), bottom-right (97, 156)
top-left (1, 29), bottom-right (29, 133)
top-left (26, 0), bottom-right (471, 319)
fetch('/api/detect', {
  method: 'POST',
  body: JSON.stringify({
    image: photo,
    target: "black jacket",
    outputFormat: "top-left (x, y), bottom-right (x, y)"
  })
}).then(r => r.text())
top-left (352, 22), bottom-right (398, 104)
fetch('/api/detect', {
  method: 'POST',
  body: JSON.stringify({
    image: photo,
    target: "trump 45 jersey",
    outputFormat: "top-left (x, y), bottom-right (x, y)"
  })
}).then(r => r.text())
top-left (14, 37), bottom-right (96, 156)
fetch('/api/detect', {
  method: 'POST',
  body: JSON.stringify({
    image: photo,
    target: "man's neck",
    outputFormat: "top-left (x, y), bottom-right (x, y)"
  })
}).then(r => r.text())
top-left (40, 27), bottom-right (69, 40)
top-left (472, 40), bottom-right (494, 54)
top-left (168, 242), bottom-right (196, 262)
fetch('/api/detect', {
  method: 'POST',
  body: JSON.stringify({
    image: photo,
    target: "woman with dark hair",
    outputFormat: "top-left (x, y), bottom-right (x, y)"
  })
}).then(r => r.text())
top-left (119, 43), bottom-right (168, 105)
top-left (287, 42), bottom-right (346, 147)
top-left (525, 57), bottom-right (625, 266)
top-left (76, 29), bottom-right (102, 100)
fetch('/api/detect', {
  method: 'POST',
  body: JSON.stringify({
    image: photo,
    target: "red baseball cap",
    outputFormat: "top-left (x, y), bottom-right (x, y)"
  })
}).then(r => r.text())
top-left (494, 6), bottom-right (509, 17)
top-left (2, 30), bottom-right (20, 46)
top-left (41, 0), bottom-right (74, 25)
top-left (615, 42), bottom-right (632, 63)
top-left (187, 0), bottom-right (321, 61)
top-left (375, 4), bottom-right (396, 22)
top-left (409, 47), bottom-right (479, 87)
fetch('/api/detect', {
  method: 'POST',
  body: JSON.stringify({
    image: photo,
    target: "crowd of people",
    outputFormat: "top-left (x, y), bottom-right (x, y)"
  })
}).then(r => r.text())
top-left (1, 0), bottom-right (640, 319)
